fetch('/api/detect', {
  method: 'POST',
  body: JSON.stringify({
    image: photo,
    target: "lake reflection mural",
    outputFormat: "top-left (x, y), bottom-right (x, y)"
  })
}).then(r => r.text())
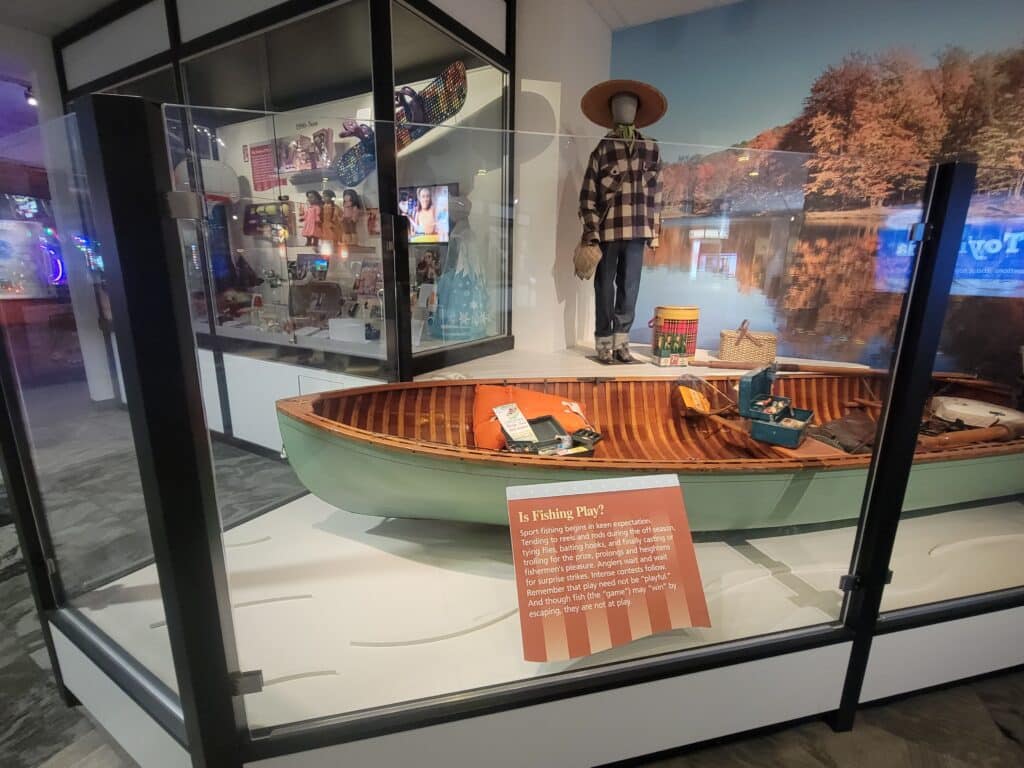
top-left (615, 0), bottom-right (1024, 383)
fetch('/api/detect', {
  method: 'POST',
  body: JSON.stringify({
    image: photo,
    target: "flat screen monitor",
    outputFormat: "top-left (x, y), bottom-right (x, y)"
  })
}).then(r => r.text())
top-left (399, 184), bottom-right (456, 244)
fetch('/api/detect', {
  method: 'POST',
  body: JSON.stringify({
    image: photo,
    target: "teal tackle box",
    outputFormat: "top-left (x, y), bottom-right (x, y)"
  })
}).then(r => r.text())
top-left (737, 365), bottom-right (813, 448)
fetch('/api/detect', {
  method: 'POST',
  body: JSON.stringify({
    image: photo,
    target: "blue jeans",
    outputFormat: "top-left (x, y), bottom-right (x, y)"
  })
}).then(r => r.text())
top-left (594, 239), bottom-right (644, 337)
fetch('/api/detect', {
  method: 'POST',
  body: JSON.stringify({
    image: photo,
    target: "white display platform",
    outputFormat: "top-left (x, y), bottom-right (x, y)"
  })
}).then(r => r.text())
top-left (75, 494), bottom-right (1024, 731)
top-left (417, 344), bottom-right (870, 380)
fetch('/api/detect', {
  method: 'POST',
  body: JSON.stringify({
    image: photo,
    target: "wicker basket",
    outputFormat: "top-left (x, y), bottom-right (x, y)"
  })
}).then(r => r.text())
top-left (718, 320), bottom-right (777, 364)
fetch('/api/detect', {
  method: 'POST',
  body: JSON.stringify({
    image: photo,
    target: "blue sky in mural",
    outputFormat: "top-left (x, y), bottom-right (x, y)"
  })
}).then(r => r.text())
top-left (611, 0), bottom-right (1024, 148)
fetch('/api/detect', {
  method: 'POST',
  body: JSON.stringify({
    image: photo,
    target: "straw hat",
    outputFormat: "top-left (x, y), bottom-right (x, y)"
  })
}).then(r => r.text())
top-left (581, 79), bottom-right (667, 129)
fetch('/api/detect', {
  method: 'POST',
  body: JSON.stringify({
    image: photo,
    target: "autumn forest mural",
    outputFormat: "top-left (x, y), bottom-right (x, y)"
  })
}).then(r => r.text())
top-left (614, 3), bottom-right (1024, 383)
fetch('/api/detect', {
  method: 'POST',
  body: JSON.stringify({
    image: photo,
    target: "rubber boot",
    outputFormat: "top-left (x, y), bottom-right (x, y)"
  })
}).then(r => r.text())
top-left (613, 332), bottom-right (634, 363)
top-left (595, 335), bottom-right (614, 364)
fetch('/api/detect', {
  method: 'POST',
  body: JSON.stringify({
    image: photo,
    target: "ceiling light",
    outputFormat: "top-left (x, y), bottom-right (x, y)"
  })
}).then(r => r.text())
top-left (24, 88), bottom-right (38, 107)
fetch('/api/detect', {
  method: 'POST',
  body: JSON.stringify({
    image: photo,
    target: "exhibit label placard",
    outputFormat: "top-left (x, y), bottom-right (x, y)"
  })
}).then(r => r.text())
top-left (507, 475), bottom-right (709, 662)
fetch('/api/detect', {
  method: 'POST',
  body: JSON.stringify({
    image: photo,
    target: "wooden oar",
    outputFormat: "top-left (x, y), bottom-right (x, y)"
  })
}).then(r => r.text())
top-left (846, 398), bottom-right (883, 409)
top-left (701, 360), bottom-right (981, 381)
top-left (918, 422), bottom-right (1024, 450)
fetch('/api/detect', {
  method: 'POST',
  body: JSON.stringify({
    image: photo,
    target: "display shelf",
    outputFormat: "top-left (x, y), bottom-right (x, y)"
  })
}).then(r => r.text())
top-left (416, 344), bottom-right (872, 380)
top-left (207, 320), bottom-right (387, 360)
top-left (70, 492), bottom-right (1024, 731)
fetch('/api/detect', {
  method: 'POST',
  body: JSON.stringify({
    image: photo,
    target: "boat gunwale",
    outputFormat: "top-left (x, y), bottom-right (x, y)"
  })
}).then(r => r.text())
top-left (276, 374), bottom-right (1024, 473)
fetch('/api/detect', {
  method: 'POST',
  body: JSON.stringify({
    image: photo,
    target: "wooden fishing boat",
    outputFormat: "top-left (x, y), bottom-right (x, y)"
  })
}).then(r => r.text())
top-left (276, 373), bottom-right (1024, 531)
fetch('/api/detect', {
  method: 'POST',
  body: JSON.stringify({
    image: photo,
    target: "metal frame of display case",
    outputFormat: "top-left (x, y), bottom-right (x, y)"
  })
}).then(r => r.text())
top-left (2, 95), bottom-right (1023, 768)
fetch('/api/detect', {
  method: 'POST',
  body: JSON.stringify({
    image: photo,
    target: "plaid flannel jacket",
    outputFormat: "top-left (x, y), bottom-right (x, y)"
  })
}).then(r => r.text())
top-left (579, 132), bottom-right (663, 247)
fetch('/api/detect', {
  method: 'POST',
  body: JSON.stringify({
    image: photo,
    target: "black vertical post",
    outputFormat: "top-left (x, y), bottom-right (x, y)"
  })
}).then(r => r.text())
top-left (73, 94), bottom-right (245, 767)
top-left (371, 0), bottom-right (412, 381)
top-left (504, 0), bottom-right (517, 341)
top-left (832, 161), bottom-right (976, 730)
top-left (0, 331), bottom-right (76, 706)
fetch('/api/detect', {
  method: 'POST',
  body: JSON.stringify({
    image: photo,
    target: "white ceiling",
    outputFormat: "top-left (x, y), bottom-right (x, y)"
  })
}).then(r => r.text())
top-left (0, 0), bottom-right (114, 36)
top-left (587, 0), bottom-right (743, 30)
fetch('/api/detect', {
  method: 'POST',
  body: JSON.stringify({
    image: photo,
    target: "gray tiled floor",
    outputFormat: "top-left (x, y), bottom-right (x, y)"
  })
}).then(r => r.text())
top-left (0, 381), bottom-right (305, 768)
top-left (635, 671), bottom-right (1024, 767)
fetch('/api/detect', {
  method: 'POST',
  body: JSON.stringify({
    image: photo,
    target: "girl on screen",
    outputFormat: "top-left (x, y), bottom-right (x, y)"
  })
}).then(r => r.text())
top-left (410, 186), bottom-right (437, 236)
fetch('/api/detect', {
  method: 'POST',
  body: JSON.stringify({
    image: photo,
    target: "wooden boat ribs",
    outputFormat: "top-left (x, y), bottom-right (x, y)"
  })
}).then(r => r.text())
top-left (286, 373), bottom-right (1024, 473)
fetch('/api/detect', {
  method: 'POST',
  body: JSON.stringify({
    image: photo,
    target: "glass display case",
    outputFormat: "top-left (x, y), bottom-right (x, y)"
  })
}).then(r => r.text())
top-left (3, 94), bottom-right (1022, 768)
top-left (159, 0), bottom-right (511, 391)
top-left (167, 104), bottom-right (393, 362)
top-left (882, 163), bottom-right (1024, 613)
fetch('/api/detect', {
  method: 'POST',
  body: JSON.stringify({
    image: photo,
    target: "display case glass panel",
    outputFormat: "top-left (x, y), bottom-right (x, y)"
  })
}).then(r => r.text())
top-left (129, 118), bottom-right (945, 734)
top-left (883, 163), bottom-right (1024, 612)
top-left (102, 65), bottom-right (179, 102)
top-left (0, 115), bottom-right (178, 691)
top-left (393, 1), bottom-right (510, 352)
top-left (181, 35), bottom-right (272, 113)
top-left (165, 105), bottom-right (392, 367)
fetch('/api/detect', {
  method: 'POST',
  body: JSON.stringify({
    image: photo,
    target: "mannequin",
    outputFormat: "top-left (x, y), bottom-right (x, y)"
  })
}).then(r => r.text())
top-left (435, 196), bottom-right (488, 341)
top-left (579, 79), bottom-right (666, 364)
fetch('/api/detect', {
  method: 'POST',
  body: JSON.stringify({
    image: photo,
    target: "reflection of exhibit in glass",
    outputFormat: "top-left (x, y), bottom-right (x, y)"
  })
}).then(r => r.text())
top-left (434, 195), bottom-right (487, 343)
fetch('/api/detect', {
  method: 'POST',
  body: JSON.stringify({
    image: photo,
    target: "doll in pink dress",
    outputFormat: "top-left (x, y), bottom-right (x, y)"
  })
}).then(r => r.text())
top-left (302, 190), bottom-right (324, 247)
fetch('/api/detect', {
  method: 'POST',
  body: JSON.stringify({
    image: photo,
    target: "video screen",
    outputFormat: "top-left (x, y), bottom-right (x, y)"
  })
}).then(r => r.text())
top-left (399, 184), bottom-right (451, 243)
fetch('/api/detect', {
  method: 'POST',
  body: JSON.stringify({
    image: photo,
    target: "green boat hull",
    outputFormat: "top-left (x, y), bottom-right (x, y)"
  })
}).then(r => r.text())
top-left (279, 411), bottom-right (1024, 531)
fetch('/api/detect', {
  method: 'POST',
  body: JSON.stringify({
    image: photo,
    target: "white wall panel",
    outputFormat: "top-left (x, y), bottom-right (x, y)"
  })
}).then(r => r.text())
top-left (50, 624), bottom-right (190, 768)
top-left (223, 354), bottom-right (380, 450)
top-left (248, 643), bottom-right (850, 767)
top-left (176, 0), bottom-right (288, 42)
top-left (197, 348), bottom-right (224, 433)
top-left (428, 0), bottom-right (506, 53)
top-left (862, 607), bottom-right (1024, 702)
top-left (62, 2), bottom-right (170, 90)
top-left (514, 0), bottom-right (611, 351)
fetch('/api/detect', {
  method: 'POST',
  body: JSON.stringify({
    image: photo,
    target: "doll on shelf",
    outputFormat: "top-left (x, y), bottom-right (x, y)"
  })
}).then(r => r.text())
top-left (321, 190), bottom-right (344, 249)
top-left (302, 190), bottom-right (324, 247)
top-left (340, 188), bottom-right (364, 245)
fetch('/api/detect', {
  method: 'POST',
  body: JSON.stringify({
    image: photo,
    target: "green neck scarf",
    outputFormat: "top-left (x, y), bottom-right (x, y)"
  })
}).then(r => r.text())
top-left (613, 123), bottom-right (636, 152)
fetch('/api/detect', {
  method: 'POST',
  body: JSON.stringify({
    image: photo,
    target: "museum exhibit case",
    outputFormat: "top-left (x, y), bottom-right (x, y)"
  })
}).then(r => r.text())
top-left (2, 91), bottom-right (1023, 768)
top-left (850, 162), bottom-right (1024, 708)
top-left (49, 0), bottom-right (513, 460)
top-left (0, 112), bottom-right (185, 753)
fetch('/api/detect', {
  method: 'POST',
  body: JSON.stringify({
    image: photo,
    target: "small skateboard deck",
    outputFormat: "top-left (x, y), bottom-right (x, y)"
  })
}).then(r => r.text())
top-left (286, 61), bottom-right (468, 188)
top-left (333, 130), bottom-right (378, 187)
top-left (395, 61), bottom-right (468, 150)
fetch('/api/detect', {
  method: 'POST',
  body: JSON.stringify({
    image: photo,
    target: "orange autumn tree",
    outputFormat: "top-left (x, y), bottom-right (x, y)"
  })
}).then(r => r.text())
top-left (804, 52), bottom-right (946, 208)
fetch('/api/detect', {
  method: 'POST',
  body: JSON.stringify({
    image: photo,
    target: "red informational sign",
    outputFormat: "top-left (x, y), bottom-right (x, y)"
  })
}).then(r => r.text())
top-left (248, 142), bottom-right (280, 192)
top-left (507, 475), bottom-right (709, 662)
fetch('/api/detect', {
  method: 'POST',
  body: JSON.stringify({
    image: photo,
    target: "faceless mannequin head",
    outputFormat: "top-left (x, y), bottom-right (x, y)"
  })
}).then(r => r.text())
top-left (449, 195), bottom-right (471, 226)
top-left (610, 92), bottom-right (639, 125)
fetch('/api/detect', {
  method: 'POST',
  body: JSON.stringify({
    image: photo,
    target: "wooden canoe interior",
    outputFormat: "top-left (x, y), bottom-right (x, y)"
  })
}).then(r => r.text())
top-left (299, 374), bottom-right (1024, 468)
